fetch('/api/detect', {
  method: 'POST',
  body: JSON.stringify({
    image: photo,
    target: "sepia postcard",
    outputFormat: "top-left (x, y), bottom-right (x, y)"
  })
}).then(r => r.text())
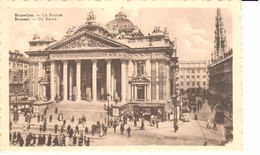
top-left (0, 0), bottom-right (242, 152)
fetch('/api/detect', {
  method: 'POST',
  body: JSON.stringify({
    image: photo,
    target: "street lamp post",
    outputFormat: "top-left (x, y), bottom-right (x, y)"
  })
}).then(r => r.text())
top-left (172, 95), bottom-right (178, 128)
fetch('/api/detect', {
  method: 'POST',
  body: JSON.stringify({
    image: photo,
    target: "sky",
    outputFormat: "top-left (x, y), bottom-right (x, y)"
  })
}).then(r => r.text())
top-left (9, 7), bottom-right (232, 61)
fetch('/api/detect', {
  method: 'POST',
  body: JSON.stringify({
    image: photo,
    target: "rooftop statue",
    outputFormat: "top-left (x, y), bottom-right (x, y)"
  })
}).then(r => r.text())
top-left (86, 10), bottom-right (96, 24)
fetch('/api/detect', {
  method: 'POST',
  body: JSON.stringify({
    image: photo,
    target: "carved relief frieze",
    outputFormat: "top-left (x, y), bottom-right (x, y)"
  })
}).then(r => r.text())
top-left (61, 36), bottom-right (110, 49)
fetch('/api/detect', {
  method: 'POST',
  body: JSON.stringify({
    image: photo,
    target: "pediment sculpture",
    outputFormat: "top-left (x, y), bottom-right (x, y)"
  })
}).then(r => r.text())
top-left (61, 36), bottom-right (110, 49)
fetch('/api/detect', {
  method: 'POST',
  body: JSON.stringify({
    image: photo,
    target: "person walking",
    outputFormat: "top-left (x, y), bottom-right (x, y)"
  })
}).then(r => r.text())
top-left (53, 135), bottom-right (59, 146)
top-left (54, 124), bottom-right (58, 134)
top-left (49, 114), bottom-right (52, 123)
top-left (120, 123), bottom-right (125, 135)
top-left (213, 122), bottom-right (217, 131)
top-left (134, 117), bottom-right (137, 127)
top-left (47, 134), bottom-right (52, 146)
top-left (84, 126), bottom-right (89, 135)
top-left (126, 125), bottom-right (131, 137)
top-left (72, 134), bottom-right (77, 146)
top-left (206, 119), bottom-right (211, 129)
top-left (113, 120), bottom-right (117, 133)
top-left (86, 137), bottom-right (90, 146)
top-left (174, 124), bottom-right (179, 133)
top-left (141, 119), bottom-right (144, 130)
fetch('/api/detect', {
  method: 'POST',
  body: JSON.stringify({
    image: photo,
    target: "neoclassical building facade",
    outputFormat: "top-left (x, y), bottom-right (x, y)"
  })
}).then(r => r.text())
top-left (25, 11), bottom-right (178, 114)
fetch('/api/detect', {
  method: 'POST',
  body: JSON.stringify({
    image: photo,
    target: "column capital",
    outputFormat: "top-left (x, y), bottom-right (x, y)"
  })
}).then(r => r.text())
top-left (105, 59), bottom-right (111, 64)
top-left (62, 60), bottom-right (68, 64)
top-left (121, 59), bottom-right (128, 64)
top-left (50, 60), bottom-right (55, 64)
top-left (91, 59), bottom-right (97, 64)
top-left (76, 60), bottom-right (81, 64)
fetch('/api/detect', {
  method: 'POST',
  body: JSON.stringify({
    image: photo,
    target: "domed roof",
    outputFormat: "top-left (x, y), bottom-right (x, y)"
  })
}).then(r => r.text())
top-left (106, 11), bottom-right (135, 33)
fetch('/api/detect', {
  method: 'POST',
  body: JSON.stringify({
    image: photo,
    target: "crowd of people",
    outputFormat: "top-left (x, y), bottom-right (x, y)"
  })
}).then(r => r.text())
top-left (9, 106), bottom-right (139, 147)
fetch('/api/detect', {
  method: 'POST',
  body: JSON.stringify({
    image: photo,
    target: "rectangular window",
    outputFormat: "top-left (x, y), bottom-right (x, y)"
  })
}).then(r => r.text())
top-left (197, 75), bottom-right (200, 78)
top-left (180, 81), bottom-right (183, 86)
top-left (187, 82), bottom-right (190, 86)
top-left (192, 75), bottom-right (195, 78)
top-left (203, 81), bottom-right (206, 86)
top-left (203, 75), bottom-right (206, 78)
top-left (192, 81), bottom-right (195, 86)
top-left (180, 75), bottom-right (183, 78)
top-left (191, 69), bottom-right (195, 73)
top-left (186, 75), bottom-right (190, 78)
top-left (197, 82), bottom-right (200, 87)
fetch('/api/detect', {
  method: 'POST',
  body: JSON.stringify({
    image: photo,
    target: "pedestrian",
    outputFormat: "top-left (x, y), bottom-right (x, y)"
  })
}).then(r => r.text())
top-left (126, 126), bottom-right (131, 137)
top-left (134, 118), bottom-right (137, 127)
top-left (54, 107), bottom-right (58, 115)
top-left (47, 134), bottom-right (52, 146)
top-left (213, 122), bottom-right (217, 131)
top-left (91, 124), bottom-right (95, 136)
top-left (42, 134), bottom-right (46, 146)
top-left (12, 131), bottom-right (17, 144)
top-left (53, 135), bottom-right (59, 146)
top-left (67, 124), bottom-right (71, 134)
top-left (9, 121), bottom-right (12, 131)
top-left (61, 125), bottom-right (64, 134)
top-left (84, 126), bottom-right (89, 135)
top-left (141, 120), bottom-right (144, 130)
top-left (25, 134), bottom-right (31, 146)
top-left (69, 128), bottom-right (74, 138)
top-left (43, 120), bottom-right (47, 132)
top-left (32, 134), bottom-right (36, 146)
top-left (37, 114), bottom-right (40, 122)
top-left (63, 119), bottom-right (66, 126)
top-left (86, 137), bottom-right (90, 146)
top-left (39, 125), bottom-right (43, 132)
top-left (54, 124), bottom-right (58, 134)
top-left (206, 119), bottom-right (211, 129)
top-left (174, 124), bottom-right (179, 133)
top-left (9, 132), bottom-right (12, 142)
top-left (19, 137), bottom-right (24, 147)
top-left (195, 114), bottom-right (198, 120)
top-left (156, 118), bottom-right (159, 128)
top-left (120, 123), bottom-right (124, 135)
top-left (49, 114), bottom-right (52, 122)
top-left (75, 125), bottom-right (79, 134)
top-left (37, 134), bottom-right (42, 146)
top-left (72, 134), bottom-right (77, 146)
top-left (113, 121), bottom-right (117, 133)
top-left (71, 116), bottom-right (74, 123)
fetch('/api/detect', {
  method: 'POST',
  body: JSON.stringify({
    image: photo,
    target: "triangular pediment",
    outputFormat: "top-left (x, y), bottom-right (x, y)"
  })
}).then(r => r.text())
top-left (131, 75), bottom-right (150, 84)
top-left (46, 30), bottom-right (129, 50)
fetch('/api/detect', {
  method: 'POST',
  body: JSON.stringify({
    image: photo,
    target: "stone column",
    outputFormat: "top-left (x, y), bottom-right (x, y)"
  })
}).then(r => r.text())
top-left (38, 62), bottom-right (42, 98)
top-left (166, 62), bottom-right (170, 100)
top-left (56, 63), bottom-right (60, 97)
top-left (50, 61), bottom-right (55, 101)
top-left (63, 60), bottom-right (68, 101)
top-left (76, 60), bottom-right (81, 101)
top-left (41, 62), bottom-right (46, 99)
top-left (106, 60), bottom-right (111, 97)
top-left (156, 60), bottom-right (159, 101)
top-left (92, 60), bottom-right (97, 102)
top-left (69, 62), bottom-right (73, 100)
top-left (121, 60), bottom-right (126, 102)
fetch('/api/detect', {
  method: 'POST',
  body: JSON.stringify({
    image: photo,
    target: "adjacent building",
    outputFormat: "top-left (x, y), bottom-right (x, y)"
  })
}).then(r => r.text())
top-left (177, 60), bottom-right (208, 91)
top-left (9, 50), bottom-right (29, 101)
top-left (208, 9), bottom-right (233, 123)
top-left (24, 11), bottom-right (178, 118)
